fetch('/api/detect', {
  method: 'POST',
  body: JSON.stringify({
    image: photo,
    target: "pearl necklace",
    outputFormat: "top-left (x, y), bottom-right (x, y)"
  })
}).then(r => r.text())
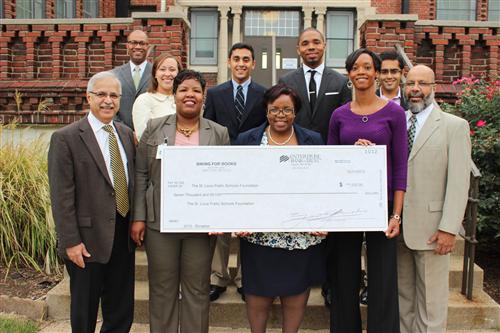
top-left (267, 127), bottom-right (295, 145)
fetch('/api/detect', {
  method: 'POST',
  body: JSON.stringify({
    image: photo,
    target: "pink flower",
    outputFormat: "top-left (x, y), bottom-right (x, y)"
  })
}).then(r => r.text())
top-left (476, 120), bottom-right (486, 127)
top-left (470, 130), bottom-right (475, 136)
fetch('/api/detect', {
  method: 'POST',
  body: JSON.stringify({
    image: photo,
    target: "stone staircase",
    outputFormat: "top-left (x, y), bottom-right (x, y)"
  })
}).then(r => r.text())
top-left (46, 237), bottom-right (500, 331)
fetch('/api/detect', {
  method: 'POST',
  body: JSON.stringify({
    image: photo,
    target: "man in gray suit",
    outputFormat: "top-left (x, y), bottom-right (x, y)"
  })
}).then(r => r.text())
top-left (48, 71), bottom-right (136, 332)
top-left (112, 29), bottom-right (152, 131)
top-left (398, 65), bottom-right (471, 333)
top-left (279, 27), bottom-right (351, 141)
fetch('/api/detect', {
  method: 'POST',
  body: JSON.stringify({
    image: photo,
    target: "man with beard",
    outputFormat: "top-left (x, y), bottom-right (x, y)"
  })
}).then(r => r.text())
top-left (398, 65), bottom-right (471, 333)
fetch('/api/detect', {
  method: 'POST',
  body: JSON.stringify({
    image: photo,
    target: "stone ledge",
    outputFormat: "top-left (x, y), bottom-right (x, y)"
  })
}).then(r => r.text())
top-left (0, 295), bottom-right (47, 321)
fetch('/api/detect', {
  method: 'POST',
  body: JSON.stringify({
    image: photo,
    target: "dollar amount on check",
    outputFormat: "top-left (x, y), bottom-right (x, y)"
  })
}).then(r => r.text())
top-left (160, 145), bottom-right (388, 232)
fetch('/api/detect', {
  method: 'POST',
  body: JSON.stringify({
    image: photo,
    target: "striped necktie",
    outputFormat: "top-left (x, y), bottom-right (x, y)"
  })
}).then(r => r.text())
top-left (103, 125), bottom-right (129, 217)
top-left (133, 66), bottom-right (141, 89)
top-left (235, 85), bottom-right (245, 124)
top-left (408, 114), bottom-right (417, 154)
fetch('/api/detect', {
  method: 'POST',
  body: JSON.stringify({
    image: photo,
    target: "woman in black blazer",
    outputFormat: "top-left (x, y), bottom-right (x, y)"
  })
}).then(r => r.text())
top-left (235, 83), bottom-right (326, 333)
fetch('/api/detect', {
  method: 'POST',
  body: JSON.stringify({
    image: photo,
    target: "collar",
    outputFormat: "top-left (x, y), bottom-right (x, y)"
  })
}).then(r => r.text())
top-left (87, 111), bottom-right (115, 133)
top-left (379, 87), bottom-right (401, 101)
top-left (129, 60), bottom-right (147, 73)
top-left (303, 63), bottom-right (325, 76)
top-left (232, 77), bottom-right (252, 89)
top-left (406, 102), bottom-right (434, 122)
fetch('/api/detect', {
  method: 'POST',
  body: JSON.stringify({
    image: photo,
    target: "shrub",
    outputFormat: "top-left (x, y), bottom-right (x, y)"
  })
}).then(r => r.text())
top-left (0, 124), bottom-right (60, 275)
top-left (441, 77), bottom-right (500, 248)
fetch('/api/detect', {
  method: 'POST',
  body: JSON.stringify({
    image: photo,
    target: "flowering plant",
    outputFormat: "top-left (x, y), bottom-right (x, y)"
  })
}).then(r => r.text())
top-left (442, 76), bottom-right (500, 245)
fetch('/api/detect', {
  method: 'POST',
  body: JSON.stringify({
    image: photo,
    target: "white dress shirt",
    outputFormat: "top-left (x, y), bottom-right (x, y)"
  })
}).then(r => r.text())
top-left (129, 60), bottom-right (148, 81)
top-left (303, 63), bottom-right (324, 100)
top-left (87, 111), bottom-right (129, 185)
top-left (231, 77), bottom-right (252, 102)
top-left (380, 87), bottom-right (402, 106)
top-left (406, 103), bottom-right (433, 141)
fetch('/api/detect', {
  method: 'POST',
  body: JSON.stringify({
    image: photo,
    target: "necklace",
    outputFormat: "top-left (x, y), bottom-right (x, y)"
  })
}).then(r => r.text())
top-left (176, 123), bottom-right (198, 137)
top-left (361, 115), bottom-right (369, 123)
top-left (267, 126), bottom-right (295, 145)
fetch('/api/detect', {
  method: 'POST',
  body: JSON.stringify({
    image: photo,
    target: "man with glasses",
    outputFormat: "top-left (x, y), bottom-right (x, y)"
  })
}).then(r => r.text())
top-left (398, 65), bottom-right (471, 333)
top-left (377, 51), bottom-right (409, 110)
top-left (48, 71), bottom-right (136, 332)
top-left (113, 29), bottom-right (152, 131)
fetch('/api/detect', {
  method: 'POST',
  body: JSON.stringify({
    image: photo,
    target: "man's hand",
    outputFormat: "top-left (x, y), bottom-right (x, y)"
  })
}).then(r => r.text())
top-left (427, 230), bottom-right (456, 255)
top-left (131, 221), bottom-right (146, 246)
top-left (66, 243), bottom-right (91, 268)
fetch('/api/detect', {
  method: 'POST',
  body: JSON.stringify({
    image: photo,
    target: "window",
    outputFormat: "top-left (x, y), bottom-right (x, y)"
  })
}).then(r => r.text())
top-left (489, 0), bottom-right (500, 21)
top-left (190, 10), bottom-right (218, 65)
top-left (326, 11), bottom-right (354, 68)
top-left (436, 0), bottom-right (476, 20)
top-left (16, 0), bottom-right (45, 18)
top-left (56, 0), bottom-right (75, 18)
top-left (83, 0), bottom-right (99, 18)
top-left (244, 10), bottom-right (300, 37)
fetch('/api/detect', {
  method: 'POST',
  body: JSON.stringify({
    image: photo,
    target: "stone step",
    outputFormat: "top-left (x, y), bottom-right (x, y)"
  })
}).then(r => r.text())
top-left (46, 280), bottom-right (500, 330)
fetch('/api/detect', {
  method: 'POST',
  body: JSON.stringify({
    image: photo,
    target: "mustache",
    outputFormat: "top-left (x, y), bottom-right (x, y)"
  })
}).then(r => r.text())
top-left (409, 91), bottom-right (425, 98)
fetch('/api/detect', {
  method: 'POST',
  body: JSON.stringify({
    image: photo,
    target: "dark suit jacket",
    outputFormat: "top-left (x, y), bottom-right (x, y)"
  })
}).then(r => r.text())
top-left (234, 122), bottom-right (324, 146)
top-left (133, 114), bottom-right (230, 231)
top-left (203, 80), bottom-right (267, 143)
top-left (279, 67), bottom-right (351, 141)
top-left (48, 116), bottom-right (136, 263)
top-left (112, 62), bottom-right (153, 130)
top-left (376, 88), bottom-right (409, 111)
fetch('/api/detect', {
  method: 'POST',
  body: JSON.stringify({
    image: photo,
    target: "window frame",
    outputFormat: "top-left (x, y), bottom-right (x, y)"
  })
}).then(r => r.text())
top-left (55, 0), bottom-right (76, 18)
top-left (83, 0), bottom-right (99, 18)
top-left (325, 10), bottom-right (355, 69)
top-left (436, 0), bottom-right (477, 20)
top-left (190, 9), bottom-right (219, 66)
top-left (16, 0), bottom-right (45, 19)
top-left (488, 0), bottom-right (500, 21)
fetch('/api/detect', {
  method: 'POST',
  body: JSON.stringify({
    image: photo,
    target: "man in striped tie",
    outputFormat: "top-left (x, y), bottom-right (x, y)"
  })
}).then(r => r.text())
top-left (48, 71), bottom-right (136, 333)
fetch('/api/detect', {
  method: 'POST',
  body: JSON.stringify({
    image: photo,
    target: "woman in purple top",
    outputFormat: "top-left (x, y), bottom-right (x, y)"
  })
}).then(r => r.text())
top-left (327, 48), bottom-right (408, 333)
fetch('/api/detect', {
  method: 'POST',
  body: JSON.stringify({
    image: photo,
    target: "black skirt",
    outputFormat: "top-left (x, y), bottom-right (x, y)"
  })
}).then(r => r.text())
top-left (240, 238), bottom-right (326, 297)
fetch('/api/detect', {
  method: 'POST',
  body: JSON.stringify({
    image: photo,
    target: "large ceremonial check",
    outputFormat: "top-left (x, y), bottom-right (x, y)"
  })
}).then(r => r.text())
top-left (160, 145), bottom-right (388, 232)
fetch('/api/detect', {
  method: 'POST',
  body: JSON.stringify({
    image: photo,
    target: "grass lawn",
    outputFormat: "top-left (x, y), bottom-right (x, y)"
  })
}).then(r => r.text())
top-left (0, 314), bottom-right (38, 333)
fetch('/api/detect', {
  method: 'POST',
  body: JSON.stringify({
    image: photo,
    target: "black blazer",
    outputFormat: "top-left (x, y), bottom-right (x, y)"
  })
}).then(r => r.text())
top-left (203, 80), bottom-right (267, 143)
top-left (279, 67), bottom-right (351, 142)
top-left (376, 88), bottom-right (409, 111)
top-left (234, 122), bottom-right (324, 146)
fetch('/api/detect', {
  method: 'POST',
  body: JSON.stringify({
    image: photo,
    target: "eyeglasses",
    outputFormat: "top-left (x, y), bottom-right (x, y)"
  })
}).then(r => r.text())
top-left (267, 108), bottom-right (295, 115)
top-left (89, 91), bottom-right (121, 100)
top-left (380, 69), bottom-right (401, 75)
top-left (406, 81), bottom-right (435, 88)
top-left (127, 40), bottom-right (148, 47)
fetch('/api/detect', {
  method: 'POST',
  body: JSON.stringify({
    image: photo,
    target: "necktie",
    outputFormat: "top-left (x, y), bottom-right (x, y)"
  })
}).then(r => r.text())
top-left (133, 66), bottom-right (141, 89)
top-left (408, 114), bottom-right (417, 154)
top-left (103, 125), bottom-right (129, 217)
top-left (235, 85), bottom-right (245, 124)
top-left (308, 70), bottom-right (317, 111)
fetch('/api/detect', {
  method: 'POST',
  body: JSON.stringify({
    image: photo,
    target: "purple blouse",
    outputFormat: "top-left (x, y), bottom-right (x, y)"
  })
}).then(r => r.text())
top-left (327, 101), bottom-right (408, 201)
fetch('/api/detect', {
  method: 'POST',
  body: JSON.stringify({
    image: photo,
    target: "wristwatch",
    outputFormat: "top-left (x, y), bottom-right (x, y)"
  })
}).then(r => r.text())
top-left (390, 214), bottom-right (401, 224)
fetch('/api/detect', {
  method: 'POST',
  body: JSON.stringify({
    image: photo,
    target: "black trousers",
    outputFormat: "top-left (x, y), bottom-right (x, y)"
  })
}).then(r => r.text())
top-left (328, 204), bottom-right (399, 333)
top-left (65, 214), bottom-right (135, 333)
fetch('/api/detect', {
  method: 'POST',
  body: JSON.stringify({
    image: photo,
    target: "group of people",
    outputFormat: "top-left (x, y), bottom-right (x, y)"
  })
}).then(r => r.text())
top-left (48, 27), bottom-right (472, 333)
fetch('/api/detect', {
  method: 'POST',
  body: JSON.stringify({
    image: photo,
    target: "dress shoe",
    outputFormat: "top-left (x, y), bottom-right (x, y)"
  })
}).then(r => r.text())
top-left (359, 286), bottom-right (368, 305)
top-left (209, 285), bottom-right (226, 302)
top-left (321, 285), bottom-right (332, 308)
top-left (237, 287), bottom-right (246, 302)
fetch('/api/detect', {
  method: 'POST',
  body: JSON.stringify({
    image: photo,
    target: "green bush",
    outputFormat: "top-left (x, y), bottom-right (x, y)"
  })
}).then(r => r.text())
top-left (441, 77), bottom-right (500, 247)
top-left (0, 124), bottom-right (60, 275)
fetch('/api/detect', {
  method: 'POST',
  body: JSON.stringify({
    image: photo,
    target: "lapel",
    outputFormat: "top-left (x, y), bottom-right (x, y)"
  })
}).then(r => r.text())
top-left (409, 107), bottom-right (441, 160)
top-left (136, 62), bottom-right (151, 95)
top-left (239, 81), bottom-right (257, 127)
top-left (295, 69), bottom-right (312, 115)
top-left (199, 117), bottom-right (214, 145)
top-left (114, 122), bottom-right (134, 183)
top-left (79, 117), bottom-right (113, 187)
top-left (313, 68), bottom-right (332, 117)
top-left (221, 81), bottom-right (236, 119)
top-left (159, 114), bottom-right (177, 146)
top-left (120, 63), bottom-right (136, 94)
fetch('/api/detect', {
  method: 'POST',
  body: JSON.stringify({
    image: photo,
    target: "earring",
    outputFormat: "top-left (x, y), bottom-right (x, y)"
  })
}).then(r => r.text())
top-left (347, 80), bottom-right (353, 89)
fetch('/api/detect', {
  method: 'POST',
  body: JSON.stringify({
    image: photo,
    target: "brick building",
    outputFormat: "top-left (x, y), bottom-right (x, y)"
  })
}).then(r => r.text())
top-left (0, 0), bottom-right (498, 124)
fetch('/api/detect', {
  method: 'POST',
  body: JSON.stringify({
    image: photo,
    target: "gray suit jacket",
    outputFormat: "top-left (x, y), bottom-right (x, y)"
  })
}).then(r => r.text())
top-left (402, 106), bottom-right (471, 250)
top-left (112, 62), bottom-right (153, 130)
top-left (133, 114), bottom-right (230, 231)
top-left (279, 66), bottom-right (351, 141)
top-left (48, 116), bottom-right (136, 263)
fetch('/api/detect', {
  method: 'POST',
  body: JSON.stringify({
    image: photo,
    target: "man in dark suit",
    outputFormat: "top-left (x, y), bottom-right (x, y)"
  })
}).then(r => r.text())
top-left (279, 27), bottom-right (351, 141)
top-left (48, 71), bottom-right (136, 333)
top-left (377, 51), bottom-right (409, 110)
top-left (203, 43), bottom-right (267, 301)
top-left (112, 29), bottom-right (152, 130)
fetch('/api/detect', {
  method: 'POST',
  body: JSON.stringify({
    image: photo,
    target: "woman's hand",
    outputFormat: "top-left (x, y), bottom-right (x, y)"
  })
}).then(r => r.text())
top-left (354, 138), bottom-right (375, 146)
top-left (235, 232), bottom-right (252, 237)
top-left (131, 221), bottom-right (146, 246)
top-left (309, 231), bottom-right (328, 237)
top-left (385, 218), bottom-right (400, 239)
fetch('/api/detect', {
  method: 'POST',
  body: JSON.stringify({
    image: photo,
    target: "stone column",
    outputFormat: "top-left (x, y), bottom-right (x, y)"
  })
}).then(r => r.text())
top-left (302, 7), bottom-right (313, 29)
top-left (315, 7), bottom-right (326, 35)
top-left (232, 6), bottom-right (242, 45)
top-left (218, 6), bottom-right (230, 83)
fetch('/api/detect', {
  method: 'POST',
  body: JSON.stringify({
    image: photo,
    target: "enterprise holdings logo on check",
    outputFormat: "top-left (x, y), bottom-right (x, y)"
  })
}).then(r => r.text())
top-left (279, 153), bottom-right (321, 167)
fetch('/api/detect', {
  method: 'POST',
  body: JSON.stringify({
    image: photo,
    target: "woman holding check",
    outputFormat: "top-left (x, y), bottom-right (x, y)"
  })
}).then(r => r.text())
top-left (327, 48), bottom-right (408, 333)
top-left (235, 83), bottom-right (326, 333)
top-left (131, 69), bottom-right (230, 333)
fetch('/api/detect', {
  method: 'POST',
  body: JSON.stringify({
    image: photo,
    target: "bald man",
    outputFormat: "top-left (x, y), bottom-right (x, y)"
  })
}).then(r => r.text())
top-left (398, 65), bottom-right (471, 332)
top-left (112, 30), bottom-right (153, 130)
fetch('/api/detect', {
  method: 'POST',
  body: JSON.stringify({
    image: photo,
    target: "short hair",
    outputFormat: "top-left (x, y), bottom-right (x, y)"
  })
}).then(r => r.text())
top-left (379, 51), bottom-right (404, 70)
top-left (345, 48), bottom-right (381, 73)
top-left (87, 71), bottom-right (121, 94)
top-left (228, 43), bottom-right (255, 60)
top-left (298, 27), bottom-right (325, 44)
top-left (149, 53), bottom-right (183, 93)
top-left (262, 83), bottom-right (302, 114)
top-left (173, 69), bottom-right (206, 94)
